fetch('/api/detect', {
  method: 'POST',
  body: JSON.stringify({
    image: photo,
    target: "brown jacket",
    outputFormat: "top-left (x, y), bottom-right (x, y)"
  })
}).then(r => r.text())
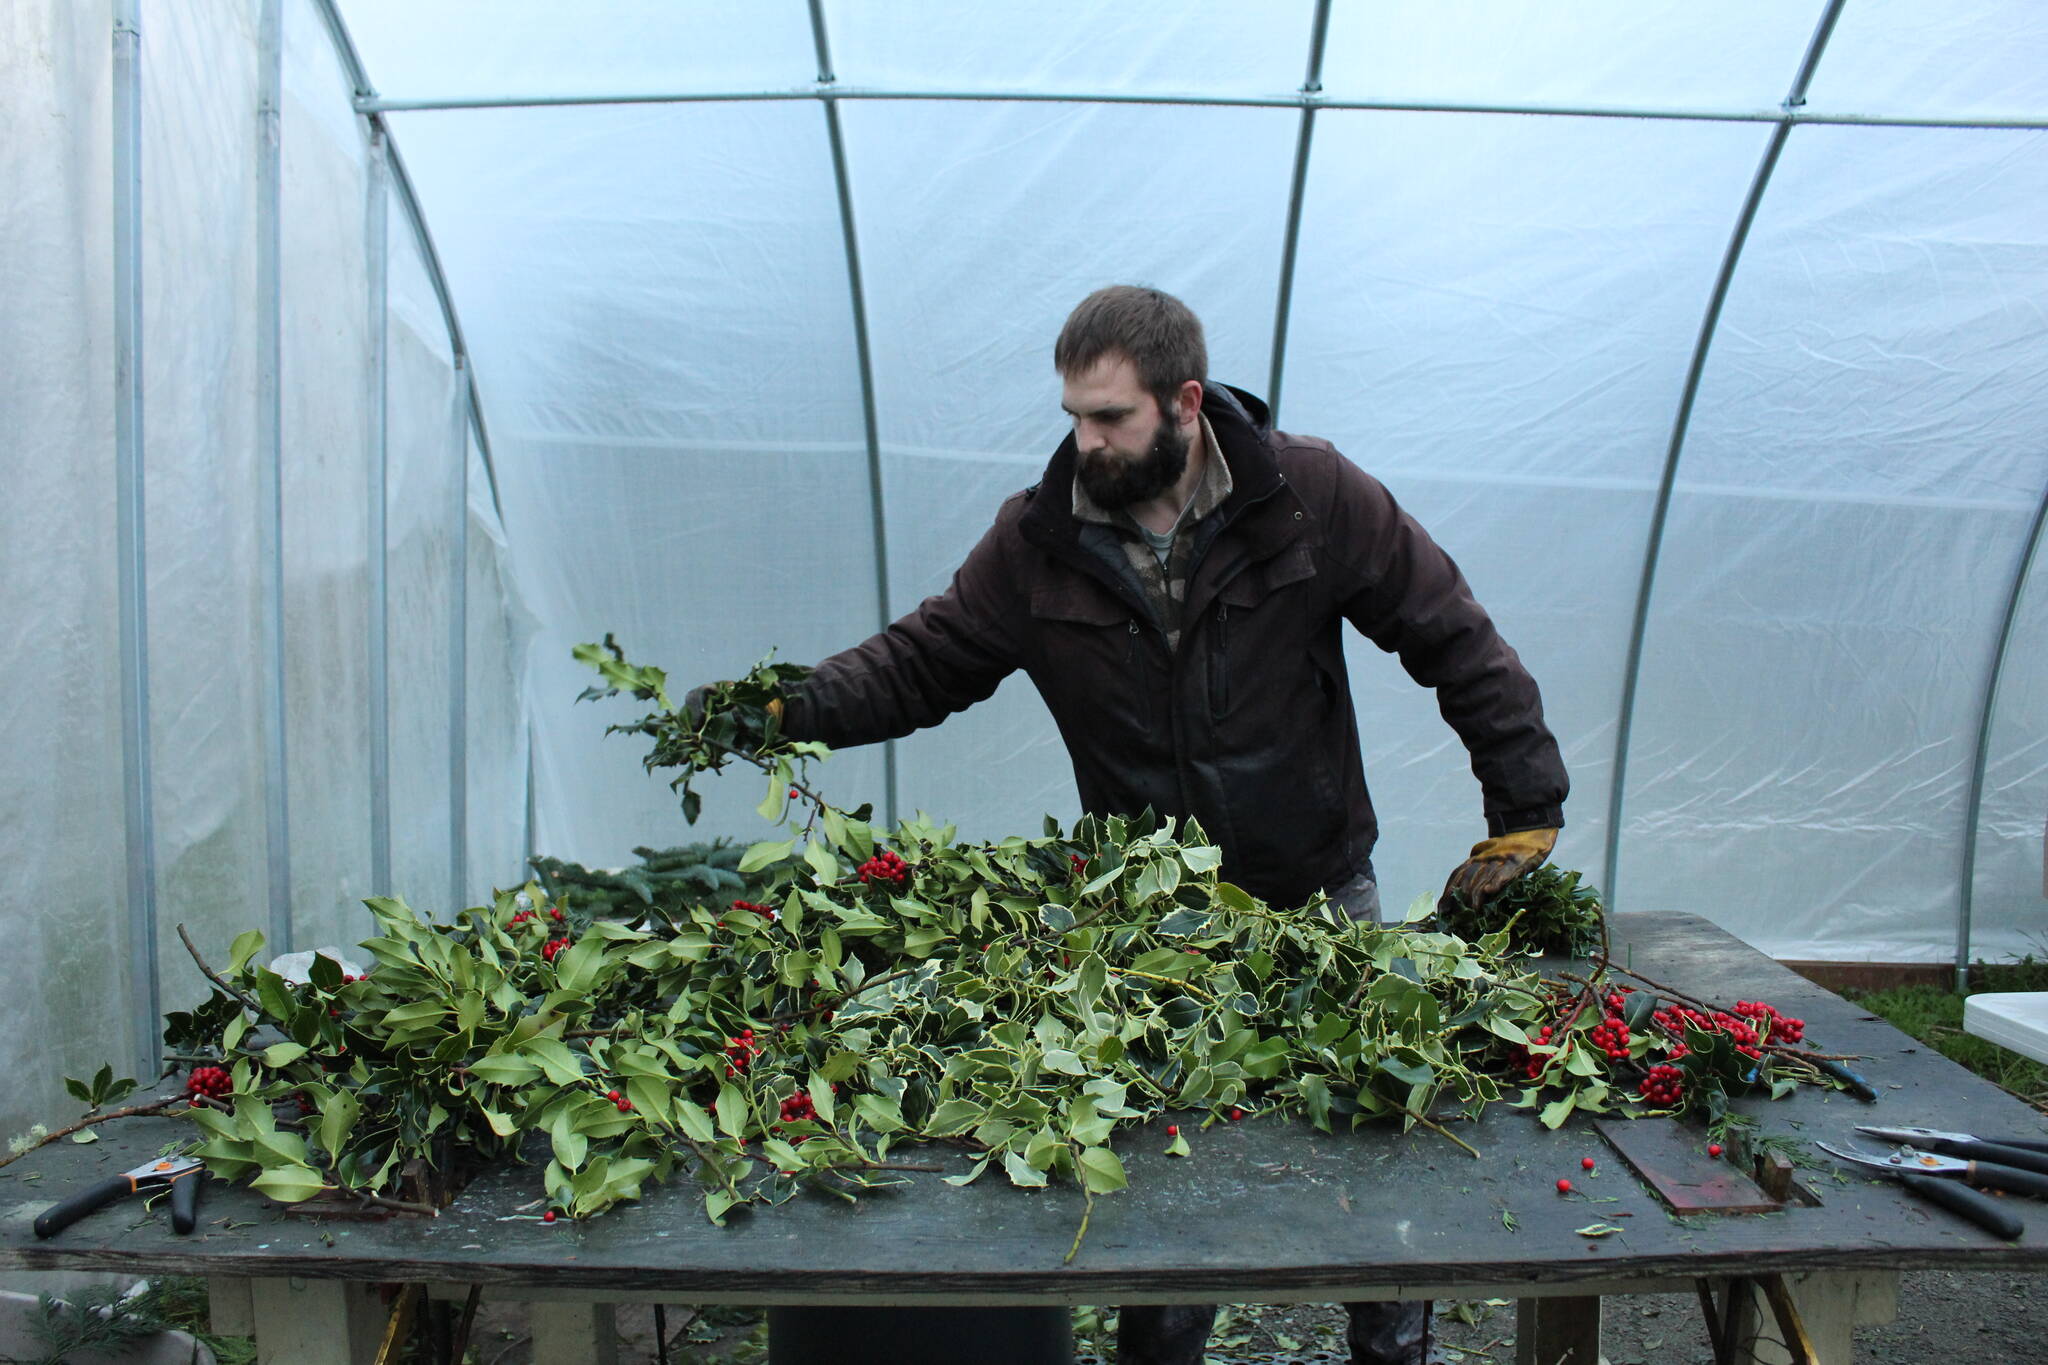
top-left (785, 383), bottom-right (1567, 908)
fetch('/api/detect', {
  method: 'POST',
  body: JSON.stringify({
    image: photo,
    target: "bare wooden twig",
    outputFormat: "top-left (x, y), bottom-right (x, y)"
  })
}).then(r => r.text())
top-left (176, 922), bottom-right (262, 1014)
top-left (1401, 1106), bottom-right (1482, 1159)
top-left (0, 1094), bottom-right (188, 1170)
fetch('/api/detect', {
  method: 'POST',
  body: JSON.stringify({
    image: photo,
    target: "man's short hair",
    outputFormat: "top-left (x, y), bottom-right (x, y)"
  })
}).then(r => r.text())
top-left (1054, 285), bottom-right (1207, 413)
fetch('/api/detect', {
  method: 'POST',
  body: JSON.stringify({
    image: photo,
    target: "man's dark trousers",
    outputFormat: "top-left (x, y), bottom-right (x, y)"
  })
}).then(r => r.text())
top-left (1115, 872), bottom-right (1431, 1365)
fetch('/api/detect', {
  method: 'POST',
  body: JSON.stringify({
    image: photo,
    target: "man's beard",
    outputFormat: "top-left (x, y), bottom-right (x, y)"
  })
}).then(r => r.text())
top-left (1076, 415), bottom-right (1191, 509)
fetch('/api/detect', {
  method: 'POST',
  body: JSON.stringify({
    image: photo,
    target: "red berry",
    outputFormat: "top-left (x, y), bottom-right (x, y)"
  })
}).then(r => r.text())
top-left (789, 787), bottom-right (800, 799)
top-left (606, 1089), bottom-right (620, 1101)
top-left (1707, 1143), bottom-right (1723, 1158)
top-left (1557, 1178), bottom-right (1573, 1193)
top-left (1229, 1107), bottom-right (1244, 1121)
top-left (1582, 1156), bottom-right (1596, 1170)
top-left (1166, 1125), bottom-right (1179, 1136)
top-left (617, 1099), bottom-right (632, 1113)
top-left (542, 1210), bottom-right (557, 1223)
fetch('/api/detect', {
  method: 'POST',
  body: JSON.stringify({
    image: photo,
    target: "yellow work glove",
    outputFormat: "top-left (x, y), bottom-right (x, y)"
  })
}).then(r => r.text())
top-left (1440, 827), bottom-right (1559, 911)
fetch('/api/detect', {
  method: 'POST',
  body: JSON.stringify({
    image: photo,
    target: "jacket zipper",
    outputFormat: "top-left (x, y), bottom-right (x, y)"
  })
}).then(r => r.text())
top-left (1210, 604), bottom-right (1230, 715)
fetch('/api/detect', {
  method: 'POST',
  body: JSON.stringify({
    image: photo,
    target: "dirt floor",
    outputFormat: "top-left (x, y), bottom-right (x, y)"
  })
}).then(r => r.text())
top-left (449, 1267), bottom-right (2041, 1362)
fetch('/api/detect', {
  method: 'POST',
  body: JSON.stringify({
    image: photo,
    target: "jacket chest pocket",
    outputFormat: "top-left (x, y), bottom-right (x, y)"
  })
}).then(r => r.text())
top-left (1207, 545), bottom-right (1318, 720)
top-left (1029, 584), bottom-right (1159, 730)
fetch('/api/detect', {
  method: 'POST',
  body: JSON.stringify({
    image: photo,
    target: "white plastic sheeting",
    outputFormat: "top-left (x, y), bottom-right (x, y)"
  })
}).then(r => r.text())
top-left (1631, 125), bottom-right (2048, 958)
top-left (345, 0), bottom-right (2048, 965)
top-left (3, 0), bottom-right (131, 1146)
top-left (6, 0), bottom-right (2048, 1143)
top-left (1, 0), bottom-right (528, 1144)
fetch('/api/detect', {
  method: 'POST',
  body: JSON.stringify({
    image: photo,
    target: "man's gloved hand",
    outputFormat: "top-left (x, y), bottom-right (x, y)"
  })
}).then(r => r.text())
top-left (1440, 827), bottom-right (1558, 911)
top-left (682, 682), bottom-right (785, 757)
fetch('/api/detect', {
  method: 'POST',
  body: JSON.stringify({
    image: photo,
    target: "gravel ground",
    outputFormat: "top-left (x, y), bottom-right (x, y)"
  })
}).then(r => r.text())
top-left (452, 1268), bottom-right (2042, 1362)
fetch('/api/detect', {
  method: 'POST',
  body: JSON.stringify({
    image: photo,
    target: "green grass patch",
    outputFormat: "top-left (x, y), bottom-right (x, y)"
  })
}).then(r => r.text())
top-left (1840, 981), bottom-right (2048, 1109)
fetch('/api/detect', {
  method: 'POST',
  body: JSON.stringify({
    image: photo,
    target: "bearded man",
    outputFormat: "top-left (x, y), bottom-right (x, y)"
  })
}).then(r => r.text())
top-left (746, 285), bottom-right (1569, 1365)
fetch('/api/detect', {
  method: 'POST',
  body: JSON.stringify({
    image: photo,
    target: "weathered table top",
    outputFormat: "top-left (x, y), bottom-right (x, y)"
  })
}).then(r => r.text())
top-left (6, 913), bottom-right (2047, 1304)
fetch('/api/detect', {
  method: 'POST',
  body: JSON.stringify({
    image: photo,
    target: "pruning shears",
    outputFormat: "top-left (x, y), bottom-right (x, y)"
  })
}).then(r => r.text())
top-left (33, 1155), bottom-right (206, 1239)
top-left (1856, 1126), bottom-right (2048, 1177)
top-left (1816, 1140), bottom-right (2047, 1240)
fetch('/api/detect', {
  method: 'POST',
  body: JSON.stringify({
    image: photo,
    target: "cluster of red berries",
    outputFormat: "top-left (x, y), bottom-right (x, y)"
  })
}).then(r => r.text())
top-left (1513, 1024), bottom-right (1559, 1079)
top-left (603, 1088), bottom-right (634, 1114)
top-left (730, 898), bottom-right (777, 920)
top-left (541, 936), bottom-right (572, 962)
top-left (1651, 1004), bottom-right (1765, 1059)
top-left (724, 1029), bottom-right (761, 1077)
top-left (185, 1066), bottom-right (231, 1099)
top-left (1069, 853), bottom-right (1087, 872)
top-left (509, 905), bottom-right (566, 927)
top-left (856, 848), bottom-right (909, 886)
top-left (1587, 1015), bottom-right (1633, 1061)
top-left (1637, 1063), bottom-right (1685, 1107)
top-left (1732, 999), bottom-right (1804, 1043)
top-left (778, 1092), bottom-right (817, 1124)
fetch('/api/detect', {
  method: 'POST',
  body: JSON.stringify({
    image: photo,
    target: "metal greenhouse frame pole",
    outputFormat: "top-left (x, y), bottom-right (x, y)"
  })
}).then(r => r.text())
top-left (450, 358), bottom-right (471, 914)
top-left (1956, 485), bottom-right (2048, 987)
top-left (808, 0), bottom-right (899, 828)
top-left (257, 0), bottom-right (293, 955)
top-left (358, 87), bottom-right (2048, 135)
top-left (367, 129), bottom-right (393, 898)
top-left (1267, 0), bottom-right (1332, 424)
top-left (112, 0), bottom-right (161, 1078)
top-left (309, 0), bottom-right (506, 910)
top-left (382, 136), bottom-right (504, 524)
top-left (311, 0), bottom-right (503, 518)
top-left (1602, 0), bottom-right (1847, 910)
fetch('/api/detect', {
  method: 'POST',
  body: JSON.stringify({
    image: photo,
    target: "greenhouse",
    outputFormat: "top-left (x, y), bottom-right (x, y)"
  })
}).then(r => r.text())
top-left (5, 2), bottom-right (2048, 1362)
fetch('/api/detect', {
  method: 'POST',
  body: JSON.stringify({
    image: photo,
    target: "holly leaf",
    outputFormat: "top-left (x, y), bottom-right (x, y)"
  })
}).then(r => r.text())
top-left (250, 1163), bottom-right (326, 1204)
top-left (737, 840), bottom-right (794, 875)
top-left (228, 929), bottom-right (266, 975)
top-left (1077, 1146), bottom-right (1127, 1194)
top-left (1002, 1149), bottom-right (1048, 1188)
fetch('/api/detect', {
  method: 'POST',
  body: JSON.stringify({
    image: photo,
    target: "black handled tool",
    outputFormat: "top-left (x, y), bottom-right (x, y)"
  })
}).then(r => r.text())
top-left (1898, 1171), bottom-right (2025, 1240)
top-left (1857, 1126), bottom-right (2048, 1178)
top-left (34, 1156), bottom-right (205, 1239)
top-left (1818, 1141), bottom-right (2030, 1239)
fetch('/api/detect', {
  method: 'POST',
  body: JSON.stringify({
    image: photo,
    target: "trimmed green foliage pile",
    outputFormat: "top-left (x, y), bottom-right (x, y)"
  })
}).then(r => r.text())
top-left (11, 644), bottom-right (1865, 1238)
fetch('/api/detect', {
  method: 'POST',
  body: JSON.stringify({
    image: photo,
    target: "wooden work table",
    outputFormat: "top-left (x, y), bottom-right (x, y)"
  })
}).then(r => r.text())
top-left (4, 914), bottom-right (2046, 1363)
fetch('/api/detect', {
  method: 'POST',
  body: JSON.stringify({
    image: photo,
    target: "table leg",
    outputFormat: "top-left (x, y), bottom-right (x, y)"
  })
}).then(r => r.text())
top-left (206, 1276), bottom-right (253, 1336)
top-left (247, 1276), bottom-right (384, 1365)
top-left (530, 1300), bottom-right (620, 1365)
top-left (1516, 1295), bottom-right (1601, 1364)
top-left (1717, 1270), bottom-right (1898, 1364)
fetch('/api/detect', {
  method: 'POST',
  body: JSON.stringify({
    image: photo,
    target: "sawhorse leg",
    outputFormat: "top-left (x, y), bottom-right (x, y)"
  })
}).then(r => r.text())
top-left (246, 1277), bottom-right (385, 1365)
top-left (1704, 1270), bottom-right (1898, 1364)
top-left (1517, 1295), bottom-right (1601, 1364)
top-left (531, 1300), bottom-right (620, 1365)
